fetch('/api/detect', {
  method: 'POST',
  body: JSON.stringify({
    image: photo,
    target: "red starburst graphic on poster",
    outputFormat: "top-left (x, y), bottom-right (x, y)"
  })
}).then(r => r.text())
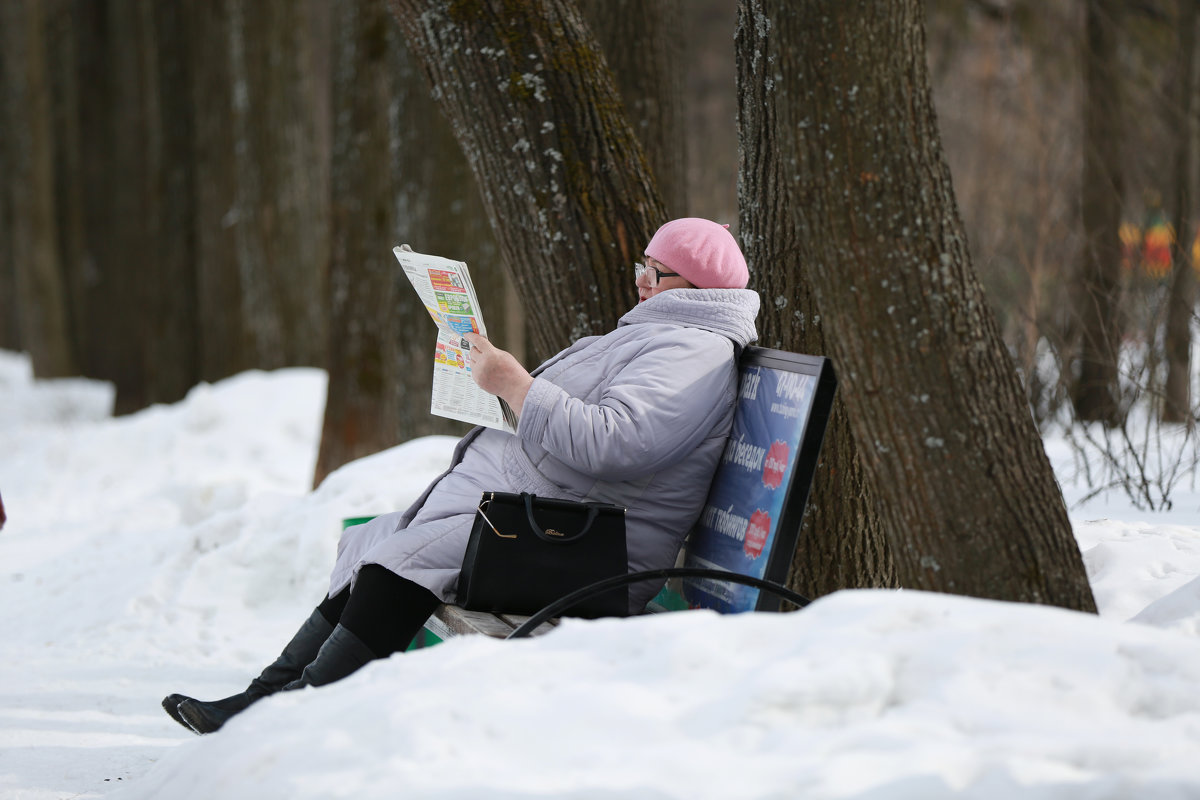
top-left (762, 440), bottom-right (789, 489)
top-left (744, 509), bottom-right (771, 559)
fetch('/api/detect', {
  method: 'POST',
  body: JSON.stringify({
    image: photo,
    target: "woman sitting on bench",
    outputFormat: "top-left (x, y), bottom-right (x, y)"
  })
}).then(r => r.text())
top-left (164, 217), bottom-right (761, 734)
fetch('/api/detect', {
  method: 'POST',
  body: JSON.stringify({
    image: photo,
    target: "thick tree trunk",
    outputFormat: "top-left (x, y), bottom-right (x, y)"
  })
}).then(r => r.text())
top-left (1, 0), bottom-right (75, 377)
top-left (317, 0), bottom-right (410, 487)
top-left (1164, 0), bottom-right (1199, 424)
top-left (79, 0), bottom-right (157, 412)
top-left (1073, 0), bottom-right (1124, 425)
top-left (96, 0), bottom-right (201, 409)
top-left (387, 0), bottom-right (665, 363)
top-left (580, 0), bottom-right (688, 217)
top-left (71, 0), bottom-right (128, 399)
top-left (44, 1), bottom-right (85, 371)
top-left (736, 4), bottom-right (897, 598)
top-left (315, 1), bottom-right (489, 487)
top-left (40, 0), bottom-right (328, 410)
top-left (43, 0), bottom-right (201, 411)
top-left (190, 0), bottom-right (254, 382)
top-left (226, 0), bottom-right (330, 370)
top-left (146, 0), bottom-right (201, 404)
top-left (0, 8), bottom-right (17, 351)
top-left (744, 0), bottom-right (1096, 611)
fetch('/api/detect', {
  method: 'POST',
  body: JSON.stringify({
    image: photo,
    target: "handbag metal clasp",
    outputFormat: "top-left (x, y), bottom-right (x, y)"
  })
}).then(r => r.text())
top-left (478, 500), bottom-right (517, 539)
top-left (544, 528), bottom-right (563, 537)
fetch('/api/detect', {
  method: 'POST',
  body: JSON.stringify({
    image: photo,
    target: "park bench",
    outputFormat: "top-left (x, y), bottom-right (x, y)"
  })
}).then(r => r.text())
top-left (409, 345), bottom-right (837, 647)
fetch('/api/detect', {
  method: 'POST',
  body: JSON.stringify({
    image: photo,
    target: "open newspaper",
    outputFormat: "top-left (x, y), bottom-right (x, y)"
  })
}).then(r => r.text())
top-left (394, 246), bottom-right (517, 433)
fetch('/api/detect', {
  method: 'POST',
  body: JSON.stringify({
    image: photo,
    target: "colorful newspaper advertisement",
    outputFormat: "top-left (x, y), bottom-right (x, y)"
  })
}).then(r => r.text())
top-left (393, 246), bottom-right (516, 433)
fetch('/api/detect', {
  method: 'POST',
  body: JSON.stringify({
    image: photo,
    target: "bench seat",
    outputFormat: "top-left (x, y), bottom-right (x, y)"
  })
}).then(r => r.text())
top-left (424, 604), bottom-right (557, 641)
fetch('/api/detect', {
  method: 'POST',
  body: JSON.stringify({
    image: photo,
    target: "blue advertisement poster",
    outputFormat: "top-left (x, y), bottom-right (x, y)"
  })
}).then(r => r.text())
top-left (682, 363), bottom-right (819, 613)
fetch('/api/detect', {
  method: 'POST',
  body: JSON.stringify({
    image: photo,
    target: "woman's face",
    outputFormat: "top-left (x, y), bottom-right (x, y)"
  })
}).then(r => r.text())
top-left (636, 255), bottom-right (694, 303)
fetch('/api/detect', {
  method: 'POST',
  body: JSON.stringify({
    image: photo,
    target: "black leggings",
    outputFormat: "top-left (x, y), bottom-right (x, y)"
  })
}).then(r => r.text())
top-left (316, 565), bottom-right (441, 659)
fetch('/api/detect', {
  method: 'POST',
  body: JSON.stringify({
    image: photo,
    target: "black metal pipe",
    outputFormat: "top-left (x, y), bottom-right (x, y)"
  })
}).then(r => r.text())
top-left (506, 567), bottom-right (812, 639)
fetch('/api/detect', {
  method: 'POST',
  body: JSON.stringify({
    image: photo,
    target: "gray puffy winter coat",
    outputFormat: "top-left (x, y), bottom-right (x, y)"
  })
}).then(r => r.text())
top-left (328, 287), bottom-right (760, 613)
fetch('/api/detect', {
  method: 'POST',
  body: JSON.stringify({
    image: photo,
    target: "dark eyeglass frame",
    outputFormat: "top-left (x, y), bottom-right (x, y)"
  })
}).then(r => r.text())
top-left (634, 262), bottom-right (681, 287)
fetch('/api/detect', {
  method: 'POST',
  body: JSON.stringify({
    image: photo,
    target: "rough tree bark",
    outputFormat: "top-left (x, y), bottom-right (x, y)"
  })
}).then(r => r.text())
top-left (736, 4), bottom-right (897, 598)
top-left (387, 0), bottom-right (665, 363)
top-left (580, 0), bottom-right (688, 217)
top-left (741, 0), bottom-right (1096, 611)
top-left (1073, 0), bottom-right (1124, 425)
top-left (1163, 0), bottom-right (1199, 424)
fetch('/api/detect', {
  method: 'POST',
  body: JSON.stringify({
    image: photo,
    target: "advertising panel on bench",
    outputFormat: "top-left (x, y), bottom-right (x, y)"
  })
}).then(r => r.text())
top-left (682, 349), bottom-right (834, 613)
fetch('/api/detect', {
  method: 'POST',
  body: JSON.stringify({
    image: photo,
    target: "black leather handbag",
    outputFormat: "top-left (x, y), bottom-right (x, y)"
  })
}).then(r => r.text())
top-left (458, 491), bottom-right (629, 618)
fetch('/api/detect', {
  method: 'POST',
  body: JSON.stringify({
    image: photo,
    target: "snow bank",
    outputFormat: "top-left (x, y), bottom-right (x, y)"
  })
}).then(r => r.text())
top-left (115, 591), bottom-right (1200, 800)
top-left (3, 350), bottom-right (1200, 800)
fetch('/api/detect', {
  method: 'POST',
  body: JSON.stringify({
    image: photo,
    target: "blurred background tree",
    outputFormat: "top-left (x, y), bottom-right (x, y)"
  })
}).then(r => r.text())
top-left (314, 0), bottom-right (501, 486)
top-left (928, 0), bottom-right (1200, 430)
top-left (3, 0), bottom-right (1200, 488)
top-left (1162, 0), bottom-right (1199, 423)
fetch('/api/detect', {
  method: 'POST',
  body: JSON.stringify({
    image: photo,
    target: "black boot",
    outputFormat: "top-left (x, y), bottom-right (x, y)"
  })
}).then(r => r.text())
top-left (161, 692), bottom-right (252, 730)
top-left (279, 623), bottom-right (377, 691)
top-left (176, 625), bottom-right (375, 733)
top-left (163, 608), bottom-right (334, 734)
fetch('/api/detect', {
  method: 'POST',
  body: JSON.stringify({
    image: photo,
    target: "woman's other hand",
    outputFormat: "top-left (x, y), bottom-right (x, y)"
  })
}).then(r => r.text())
top-left (463, 333), bottom-right (533, 416)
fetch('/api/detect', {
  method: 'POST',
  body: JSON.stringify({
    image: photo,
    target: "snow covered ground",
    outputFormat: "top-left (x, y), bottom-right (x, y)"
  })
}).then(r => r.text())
top-left (1, 348), bottom-right (1199, 799)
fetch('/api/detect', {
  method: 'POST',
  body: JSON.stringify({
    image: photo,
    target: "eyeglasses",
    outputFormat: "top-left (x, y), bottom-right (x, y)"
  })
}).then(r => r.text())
top-left (634, 262), bottom-right (681, 287)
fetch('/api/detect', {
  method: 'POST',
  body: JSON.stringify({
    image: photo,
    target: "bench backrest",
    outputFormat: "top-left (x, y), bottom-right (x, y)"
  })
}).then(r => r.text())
top-left (650, 346), bottom-right (837, 613)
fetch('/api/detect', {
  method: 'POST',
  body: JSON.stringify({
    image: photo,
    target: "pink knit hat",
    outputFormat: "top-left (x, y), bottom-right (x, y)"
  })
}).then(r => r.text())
top-left (644, 218), bottom-right (749, 290)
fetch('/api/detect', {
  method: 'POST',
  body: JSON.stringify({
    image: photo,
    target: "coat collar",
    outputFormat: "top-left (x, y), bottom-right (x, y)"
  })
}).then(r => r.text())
top-left (617, 288), bottom-right (760, 348)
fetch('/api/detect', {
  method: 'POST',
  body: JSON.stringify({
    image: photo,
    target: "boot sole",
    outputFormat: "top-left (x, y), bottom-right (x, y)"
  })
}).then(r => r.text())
top-left (162, 694), bottom-right (201, 734)
top-left (177, 698), bottom-right (228, 735)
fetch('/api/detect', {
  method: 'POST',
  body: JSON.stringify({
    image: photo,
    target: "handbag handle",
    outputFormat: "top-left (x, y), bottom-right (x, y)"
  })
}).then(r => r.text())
top-left (523, 492), bottom-right (600, 543)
